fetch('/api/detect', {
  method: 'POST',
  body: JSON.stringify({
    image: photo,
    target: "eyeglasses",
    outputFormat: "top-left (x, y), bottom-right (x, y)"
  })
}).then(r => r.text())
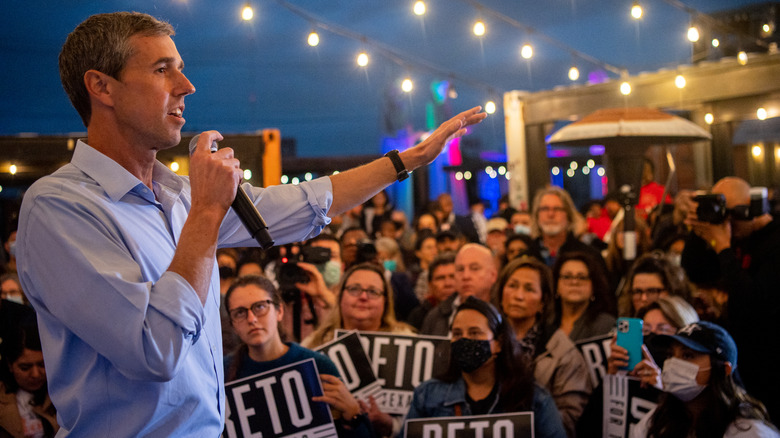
top-left (229, 299), bottom-right (274, 322)
top-left (559, 274), bottom-right (590, 282)
top-left (538, 206), bottom-right (566, 214)
top-left (344, 285), bottom-right (384, 299)
top-left (642, 323), bottom-right (677, 336)
top-left (631, 288), bottom-right (665, 297)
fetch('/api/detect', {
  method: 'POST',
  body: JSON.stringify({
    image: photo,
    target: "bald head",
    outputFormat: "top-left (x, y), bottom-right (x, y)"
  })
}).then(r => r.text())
top-left (454, 243), bottom-right (498, 301)
top-left (712, 177), bottom-right (751, 208)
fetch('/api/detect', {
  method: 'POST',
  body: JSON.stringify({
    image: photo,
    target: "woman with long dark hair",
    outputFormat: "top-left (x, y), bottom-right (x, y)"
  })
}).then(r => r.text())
top-left (632, 321), bottom-right (779, 437)
top-left (403, 296), bottom-right (566, 438)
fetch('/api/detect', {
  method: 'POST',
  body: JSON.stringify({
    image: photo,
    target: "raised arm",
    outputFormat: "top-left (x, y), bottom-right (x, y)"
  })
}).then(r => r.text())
top-left (327, 106), bottom-right (486, 217)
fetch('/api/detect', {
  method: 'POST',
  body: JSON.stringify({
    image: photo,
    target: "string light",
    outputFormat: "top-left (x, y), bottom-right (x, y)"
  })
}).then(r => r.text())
top-left (704, 113), bottom-right (714, 124)
top-left (307, 31), bottom-right (320, 47)
top-left (520, 44), bottom-right (533, 59)
top-left (631, 1), bottom-right (643, 19)
top-left (281, 175), bottom-right (289, 184)
top-left (568, 66), bottom-right (580, 81)
top-left (473, 20), bottom-right (486, 36)
top-left (484, 100), bottom-right (496, 114)
top-left (757, 107), bottom-right (768, 120)
top-left (241, 4), bottom-right (254, 21)
top-left (687, 26), bottom-right (700, 42)
top-left (620, 81), bottom-right (632, 95)
top-left (305, 172), bottom-right (313, 181)
top-left (413, 1), bottom-right (426, 16)
top-left (738, 51), bottom-right (748, 65)
top-left (401, 78), bottom-right (414, 92)
top-left (357, 52), bottom-right (369, 67)
top-left (675, 74), bottom-right (686, 89)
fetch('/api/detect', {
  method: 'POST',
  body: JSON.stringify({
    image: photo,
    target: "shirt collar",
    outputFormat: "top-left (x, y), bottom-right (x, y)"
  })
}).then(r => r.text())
top-left (71, 140), bottom-right (183, 203)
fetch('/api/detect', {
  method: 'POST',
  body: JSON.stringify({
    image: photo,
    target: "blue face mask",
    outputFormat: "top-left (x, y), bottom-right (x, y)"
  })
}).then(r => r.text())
top-left (514, 224), bottom-right (530, 235)
top-left (322, 261), bottom-right (342, 288)
top-left (8, 241), bottom-right (16, 257)
top-left (383, 259), bottom-right (397, 272)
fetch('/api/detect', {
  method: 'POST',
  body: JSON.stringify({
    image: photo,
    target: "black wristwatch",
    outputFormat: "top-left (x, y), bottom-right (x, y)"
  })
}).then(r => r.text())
top-left (384, 149), bottom-right (410, 182)
top-left (341, 412), bottom-right (368, 429)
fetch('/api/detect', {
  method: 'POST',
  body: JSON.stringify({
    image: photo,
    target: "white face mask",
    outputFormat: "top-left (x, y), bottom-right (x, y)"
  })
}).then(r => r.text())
top-left (662, 357), bottom-right (709, 402)
top-left (4, 294), bottom-right (24, 305)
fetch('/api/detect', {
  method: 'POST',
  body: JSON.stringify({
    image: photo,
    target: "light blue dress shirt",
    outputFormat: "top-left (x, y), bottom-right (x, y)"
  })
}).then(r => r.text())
top-left (16, 140), bottom-right (332, 437)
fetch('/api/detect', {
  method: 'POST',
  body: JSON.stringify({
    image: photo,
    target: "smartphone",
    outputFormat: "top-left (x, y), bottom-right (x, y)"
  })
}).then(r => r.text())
top-left (616, 317), bottom-right (643, 371)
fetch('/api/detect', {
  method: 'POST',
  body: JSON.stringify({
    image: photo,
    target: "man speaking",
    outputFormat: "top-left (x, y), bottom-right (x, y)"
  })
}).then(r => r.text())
top-left (17, 11), bottom-right (485, 436)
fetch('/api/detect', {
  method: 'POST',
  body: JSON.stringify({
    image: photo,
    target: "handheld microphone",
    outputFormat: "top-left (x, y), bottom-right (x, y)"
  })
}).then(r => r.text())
top-left (189, 135), bottom-right (274, 250)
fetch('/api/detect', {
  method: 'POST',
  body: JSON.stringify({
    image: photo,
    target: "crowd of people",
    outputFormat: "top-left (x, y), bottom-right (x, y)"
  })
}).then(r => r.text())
top-left (3, 9), bottom-right (780, 438)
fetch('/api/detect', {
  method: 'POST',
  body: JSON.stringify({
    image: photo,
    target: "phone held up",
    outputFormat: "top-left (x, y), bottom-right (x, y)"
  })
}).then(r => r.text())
top-left (616, 317), bottom-right (643, 371)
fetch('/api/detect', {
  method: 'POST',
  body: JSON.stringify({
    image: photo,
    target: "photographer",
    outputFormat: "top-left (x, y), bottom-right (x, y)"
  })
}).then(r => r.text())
top-left (681, 176), bottom-right (780, 422)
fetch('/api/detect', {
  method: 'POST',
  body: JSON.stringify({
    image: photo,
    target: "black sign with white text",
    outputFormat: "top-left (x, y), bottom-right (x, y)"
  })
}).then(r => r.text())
top-left (224, 358), bottom-right (336, 438)
top-left (335, 330), bottom-right (450, 415)
top-left (575, 333), bottom-right (613, 389)
top-left (404, 412), bottom-right (534, 438)
top-left (314, 330), bottom-right (382, 402)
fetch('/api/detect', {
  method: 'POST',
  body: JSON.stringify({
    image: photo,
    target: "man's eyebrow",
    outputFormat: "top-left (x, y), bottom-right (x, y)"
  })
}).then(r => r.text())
top-left (153, 57), bottom-right (184, 69)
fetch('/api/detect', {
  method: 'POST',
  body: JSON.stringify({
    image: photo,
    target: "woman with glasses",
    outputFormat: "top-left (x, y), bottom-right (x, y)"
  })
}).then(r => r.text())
top-left (493, 256), bottom-right (591, 437)
top-left (617, 251), bottom-right (692, 318)
top-left (403, 296), bottom-right (566, 438)
top-left (302, 262), bottom-right (414, 437)
top-left (552, 251), bottom-right (617, 342)
top-left (223, 275), bottom-right (373, 437)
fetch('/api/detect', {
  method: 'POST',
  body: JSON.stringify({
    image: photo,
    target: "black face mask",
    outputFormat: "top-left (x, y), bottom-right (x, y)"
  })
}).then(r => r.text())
top-left (219, 266), bottom-right (236, 279)
top-left (644, 333), bottom-right (668, 365)
top-left (450, 338), bottom-right (493, 373)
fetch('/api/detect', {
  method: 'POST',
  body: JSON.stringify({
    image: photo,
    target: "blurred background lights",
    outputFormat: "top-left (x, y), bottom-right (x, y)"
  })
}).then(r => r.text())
top-left (244, 169), bottom-right (252, 180)
top-left (587, 159), bottom-right (595, 168)
top-left (712, 38), bottom-right (720, 47)
top-left (582, 166), bottom-right (590, 175)
top-left (498, 166), bottom-right (506, 175)
top-left (401, 78), bottom-right (413, 92)
top-left (566, 168), bottom-right (575, 177)
top-left (357, 52), bottom-right (369, 66)
top-left (620, 81), bottom-right (632, 95)
top-left (757, 107), bottom-right (768, 120)
top-left (473, 21), bottom-right (485, 36)
top-left (485, 166), bottom-right (494, 174)
top-left (281, 175), bottom-right (289, 184)
top-left (597, 167), bottom-right (606, 176)
top-left (569, 161), bottom-right (578, 170)
top-left (552, 166), bottom-right (560, 176)
top-left (520, 44), bottom-right (533, 59)
top-left (241, 4), bottom-right (254, 21)
top-left (687, 26), bottom-right (700, 42)
top-left (738, 51), bottom-right (748, 65)
top-left (568, 66), bottom-right (580, 81)
top-left (413, 1), bottom-right (426, 16)
top-left (304, 172), bottom-right (313, 181)
top-left (631, 2), bottom-right (643, 19)
top-left (169, 161), bottom-right (179, 172)
top-left (307, 31), bottom-right (319, 47)
top-left (752, 144), bottom-right (763, 157)
top-left (292, 177), bottom-right (300, 185)
top-left (484, 101), bottom-right (496, 114)
top-left (675, 74), bottom-right (686, 88)
top-left (9, 164), bottom-right (16, 175)
top-left (464, 171), bottom-right (472, 180)
top-left (704, 113), bottom-right (714, 124)
top-left (455, 171), bottom-right (463, 181)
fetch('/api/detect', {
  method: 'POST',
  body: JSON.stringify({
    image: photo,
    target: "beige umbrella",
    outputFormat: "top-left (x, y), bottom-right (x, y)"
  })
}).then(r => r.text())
top-left (547, 107), bottom-right (712, 148)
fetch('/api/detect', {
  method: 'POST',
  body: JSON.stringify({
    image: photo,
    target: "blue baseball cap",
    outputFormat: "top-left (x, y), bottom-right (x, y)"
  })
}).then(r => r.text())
top-left (656, 321), bottom-right (738, 368)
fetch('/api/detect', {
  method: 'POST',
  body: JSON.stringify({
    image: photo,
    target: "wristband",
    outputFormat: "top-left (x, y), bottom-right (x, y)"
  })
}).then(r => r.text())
top-left (384, 149), bottom-right (410, 182)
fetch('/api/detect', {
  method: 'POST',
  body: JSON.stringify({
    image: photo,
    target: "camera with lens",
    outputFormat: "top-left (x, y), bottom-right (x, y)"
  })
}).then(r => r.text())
top-left (694, 193), bottom-right (728, 224)
top-left (277, 245), bottom-right (332, 302)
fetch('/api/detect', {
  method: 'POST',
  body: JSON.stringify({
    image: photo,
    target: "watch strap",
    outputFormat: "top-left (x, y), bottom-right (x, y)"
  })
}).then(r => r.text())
top-left (384, 149), bottom-right (410, 182)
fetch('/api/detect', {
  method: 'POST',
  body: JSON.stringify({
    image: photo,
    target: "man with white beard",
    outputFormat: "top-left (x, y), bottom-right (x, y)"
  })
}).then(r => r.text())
top-left (529, 186), bottom-right (604, 268)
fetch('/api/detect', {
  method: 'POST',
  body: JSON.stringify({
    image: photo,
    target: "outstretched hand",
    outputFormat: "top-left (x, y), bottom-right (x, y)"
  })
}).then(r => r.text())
top-left (403, 106), bottom-right (487, 170)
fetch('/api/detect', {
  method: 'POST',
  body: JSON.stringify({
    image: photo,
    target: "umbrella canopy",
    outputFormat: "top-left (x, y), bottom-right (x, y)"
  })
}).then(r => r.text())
top-left (547, 107), bottom-right (712, 148)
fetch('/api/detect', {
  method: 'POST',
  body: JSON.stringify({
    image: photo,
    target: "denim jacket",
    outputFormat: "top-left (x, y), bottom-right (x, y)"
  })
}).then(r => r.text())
top-left (400, 378), bottom-right (567, 438)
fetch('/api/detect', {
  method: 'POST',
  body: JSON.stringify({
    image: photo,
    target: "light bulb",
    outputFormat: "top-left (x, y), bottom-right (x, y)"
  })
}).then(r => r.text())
top-left (243, 169), bottom-right (252, 180)
top-left (241, 5), bottom-right (254, 21)
top-left (687, 27), bottom-right (700, 42)
top-left (568, 66), bottom-right (580, 81)
top-left (413, 1), bottom-right (426, 16)
top-left (675, 75), bottom-right (686, 89)
top-left (357, 52), bottom-right (369, 67)
top-left (473, 21), bottom-right (486, 36)
top-left (520, 44), bottom-right (533, 59)
top-left (631, 3), bottom-right (643, 19)
top-left (170, 161), bottom-right (180, 172)
top-left (738, 51), bottom-right (748, 65)
top-left (9, 164), bottom-right (17, 175)
top-left (752, 145), bottom-right (762, 158)
top-left (704, 113), bottom-right (714, 124)
top-left (485, 101), bottom-right (496, 114)
top-left (402, 78), bottom-right (413, 92)
top-left (712, 38), bottom-right (720, 48)
top-left (757, 107), bottom-right (768, 120)
top-left (620, 82), bottom-right (632, 95)
top-left (308, 32), bottom-right (319, 47)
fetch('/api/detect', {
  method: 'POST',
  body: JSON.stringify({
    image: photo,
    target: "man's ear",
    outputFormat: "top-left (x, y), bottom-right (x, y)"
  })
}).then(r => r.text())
top-left (83, 69), bottom-right (115, 107)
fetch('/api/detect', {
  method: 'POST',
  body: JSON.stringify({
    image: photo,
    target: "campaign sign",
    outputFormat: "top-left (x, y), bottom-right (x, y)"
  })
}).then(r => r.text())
top-left (335, 330), bottom-right (450, 415)
top-left (224, 358), bottom-right (337, 438)
top-left (314, 330), bottom-right (383, 402)
top-left (603, 374), bottom-right (661, 438)
top-left (404, 412), bottom-right (534, 438)
top-left (575, 333), bottom-right (613, 388)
